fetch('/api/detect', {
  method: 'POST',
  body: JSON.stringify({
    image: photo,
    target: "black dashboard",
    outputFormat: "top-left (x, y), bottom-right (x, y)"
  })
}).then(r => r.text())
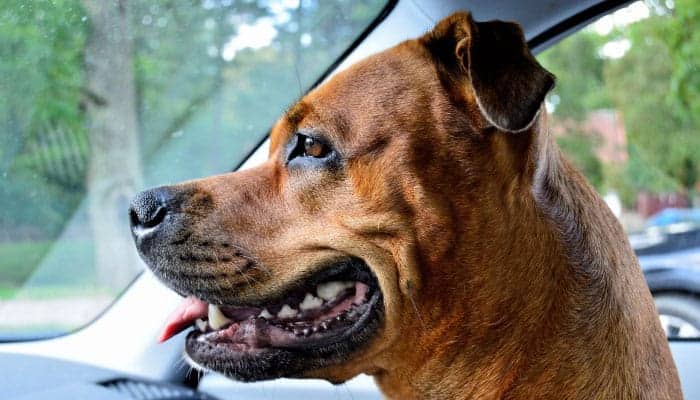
top-left (0, 353), bottom-right (218, 400)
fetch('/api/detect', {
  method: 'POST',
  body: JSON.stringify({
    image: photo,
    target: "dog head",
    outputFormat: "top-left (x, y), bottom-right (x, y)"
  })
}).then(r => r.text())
top-left (130, 11), bottom-right (554, 385)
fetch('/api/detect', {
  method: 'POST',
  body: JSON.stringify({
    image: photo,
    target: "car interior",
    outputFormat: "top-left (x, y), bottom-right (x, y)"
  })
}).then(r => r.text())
top-left (1, 0), bottom-right (699, 398)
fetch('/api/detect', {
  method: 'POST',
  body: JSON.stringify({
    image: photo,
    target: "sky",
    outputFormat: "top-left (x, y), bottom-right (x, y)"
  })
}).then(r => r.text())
top-left (218, 0), bottom-right (659, 61)
top-left (221, 0), bottom-right (300, 61)
top-left (593, 1), bottom-right (652, 59)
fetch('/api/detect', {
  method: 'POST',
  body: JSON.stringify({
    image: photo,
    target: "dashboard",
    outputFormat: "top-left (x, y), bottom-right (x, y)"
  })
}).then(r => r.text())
top-left (0, 352), bottom-right (381, 400)
top-left (1, 353), bottom-right (217, 400)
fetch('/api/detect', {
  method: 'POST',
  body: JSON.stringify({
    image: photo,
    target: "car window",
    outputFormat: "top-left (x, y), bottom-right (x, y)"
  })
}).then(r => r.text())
top-left (538, 0), bottom-right (700, 339)
top-left (0, 0), bottom-right (389, 340)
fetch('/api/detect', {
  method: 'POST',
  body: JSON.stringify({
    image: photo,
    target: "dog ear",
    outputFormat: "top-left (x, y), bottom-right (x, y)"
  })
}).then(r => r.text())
top-left (422, 12), bottom-right (555, 132)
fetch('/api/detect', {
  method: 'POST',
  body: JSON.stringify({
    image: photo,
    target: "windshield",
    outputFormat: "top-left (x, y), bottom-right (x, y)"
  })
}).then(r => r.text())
top-left (0, 0), bottom-right (388, 340)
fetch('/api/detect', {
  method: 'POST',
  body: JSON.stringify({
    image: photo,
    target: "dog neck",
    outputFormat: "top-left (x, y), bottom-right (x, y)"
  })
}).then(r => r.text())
top-left (372, 114), bottom-right (679, 399)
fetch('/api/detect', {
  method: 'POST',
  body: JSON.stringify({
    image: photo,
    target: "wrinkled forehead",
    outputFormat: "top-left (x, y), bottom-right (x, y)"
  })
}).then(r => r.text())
top-left (269, 41), bottom-right (438, 154)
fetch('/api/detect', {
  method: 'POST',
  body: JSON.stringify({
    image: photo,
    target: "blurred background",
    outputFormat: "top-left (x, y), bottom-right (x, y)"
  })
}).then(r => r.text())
top-left (538, 0), bottom-right (700, 338)
top-left (0, 0), bottom-right (386, 339)
top-left (539, 0), bottom-right (700, 233)
top-left (1, 0), bottom-right (700, 341)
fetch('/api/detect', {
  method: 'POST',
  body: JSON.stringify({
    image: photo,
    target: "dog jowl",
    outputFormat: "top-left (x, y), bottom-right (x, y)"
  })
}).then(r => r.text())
top-left (130, 11), bottom-right (681, 400)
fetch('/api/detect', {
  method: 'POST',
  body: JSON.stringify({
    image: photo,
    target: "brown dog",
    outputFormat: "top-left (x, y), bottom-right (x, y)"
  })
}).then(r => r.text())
top-left (130, 12), bottom-right (682, 399)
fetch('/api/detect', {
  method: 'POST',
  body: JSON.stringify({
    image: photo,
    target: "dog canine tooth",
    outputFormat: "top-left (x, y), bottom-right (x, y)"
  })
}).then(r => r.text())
top-left (208, 304), bottom-right (232, 330)
top-left (299, 293), bottom-right (323, 310)
top-left (258, 308), bottom-right (273, 319)
top-left (316, 281), bottom-right (353, 301)
top-left (195, 318), bottom-right (207, 332)
top-left (277, 304), bottom-right (298, 319)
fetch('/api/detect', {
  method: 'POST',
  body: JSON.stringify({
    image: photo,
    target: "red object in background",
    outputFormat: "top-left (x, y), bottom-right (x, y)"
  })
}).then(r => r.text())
top-left (637, 192), bottom-right (690, 218)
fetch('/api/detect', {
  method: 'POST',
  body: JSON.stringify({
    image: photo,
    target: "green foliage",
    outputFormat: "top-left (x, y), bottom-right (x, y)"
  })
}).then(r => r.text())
top-left (0, 0), bottom-right (388, 314)
top-left (0, 0), bottom-right (387, 240)
top-left (0, 1), bottom-right (88, 239)
top-left (540, 1), bottom-right (700, 197)
top-left (0, 237), bottom-right (93, 291)
top-left (556, 130), bottom-right (605, 190)
top-left (136, 0), bottom-right (386, 185)
top-left (0, 170), bottom-right (83, 239)
top-left (605, 5), bottom-right (700, 193)
top-left (539, 29), bottom-right (610, 194)
top-left (539, 30), bottom-right (612, 121)
top-left (664, 0), bottom-right (700, 122)
top-left (0, 0), bottom-right (88, 173)
top-left (0, 241), bottom-right (52, 288)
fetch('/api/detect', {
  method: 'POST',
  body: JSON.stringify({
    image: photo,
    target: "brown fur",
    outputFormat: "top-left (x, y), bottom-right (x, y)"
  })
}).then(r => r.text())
top-left (158, 12), bottom-right (681, 399)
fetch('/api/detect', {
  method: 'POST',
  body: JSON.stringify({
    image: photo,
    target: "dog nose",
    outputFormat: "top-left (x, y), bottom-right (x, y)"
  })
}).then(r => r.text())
top-left (129, 188), bottom-right (170, 233)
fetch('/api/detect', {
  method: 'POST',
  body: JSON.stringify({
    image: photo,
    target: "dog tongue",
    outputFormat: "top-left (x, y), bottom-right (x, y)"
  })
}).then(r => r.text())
top-left (158, 296), bottom-right (208, 343)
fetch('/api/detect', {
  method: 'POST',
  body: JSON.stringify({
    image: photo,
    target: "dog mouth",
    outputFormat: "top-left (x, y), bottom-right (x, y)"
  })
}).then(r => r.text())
top-left (158, 258), bottom-right (383, 381)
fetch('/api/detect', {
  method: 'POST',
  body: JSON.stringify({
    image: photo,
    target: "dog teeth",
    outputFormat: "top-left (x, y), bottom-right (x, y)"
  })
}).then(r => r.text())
top-left (195, 318), bottom-right (207, 332)
top-left (201, 281), bottom-right (356, 332)
top-left (277, 304), bottom-right (298, 319)
top-left (208, 304), bottom-right (232, 330)
top-left (316, 281), bottom-right (354, 301)
top-left (299, 293), bottom-right (323, 311)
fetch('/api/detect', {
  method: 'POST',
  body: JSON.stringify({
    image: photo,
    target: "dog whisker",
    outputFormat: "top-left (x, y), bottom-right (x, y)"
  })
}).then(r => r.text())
top-left (293, 59), bottom-right (303, 99)
top-left (234, 263), bottom-right (257, 289)
top-left (215, 252), bottom-right (259, 289)
top-left (241, 271), bottom-right (260, 287)
top-left (175, 355), bottom-right (190, 374)
top-left (407, 290), bottom-right (427, 332)
top-left (223, 243), bottom-right (271, 278)
top-left (224, 242), bottom-right (252, 257)
top-left (341, 382), bottom-right (357, 400)
top-left (176, 355), bottom-right (201, 384)
top-left (252, 263), bottom-right (273, 278)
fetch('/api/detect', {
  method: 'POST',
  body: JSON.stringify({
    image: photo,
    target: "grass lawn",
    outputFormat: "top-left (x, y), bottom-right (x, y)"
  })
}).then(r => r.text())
top-left (0, 238), bottom-right (99, 299)
top-left (0, 284), bottom-right (116, 300)
top-left (0, 240), bottom-right (52, 286)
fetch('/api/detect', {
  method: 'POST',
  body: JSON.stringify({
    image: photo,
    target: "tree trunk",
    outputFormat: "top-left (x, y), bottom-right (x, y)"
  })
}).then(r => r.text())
top-left (82, 0), bottom-right (142, 287)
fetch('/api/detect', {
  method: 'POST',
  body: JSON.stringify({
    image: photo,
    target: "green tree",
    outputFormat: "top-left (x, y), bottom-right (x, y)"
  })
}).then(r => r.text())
top-left (664, 0), bottom-right (700, 125)
top-left (0, 1), bottom-right (88, 238)
top-left (556, 129), bottom-right (605, 190)
top-left (605, 2), bottom-right (700, 195)
top-left (0, 0), bottom-right (387, 294)
top-left (539, 30), bottom-right (611, 121)
top-left (538, 30), bottom-right (607, 191)
top-left (539, 0), bottom-right (700, 200)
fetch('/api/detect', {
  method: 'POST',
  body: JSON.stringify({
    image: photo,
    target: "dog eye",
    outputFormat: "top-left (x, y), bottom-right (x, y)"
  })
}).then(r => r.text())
top-left (286, 133), bottom-right (335, 165)
top-left (302, 136), bottom-right (328, 158)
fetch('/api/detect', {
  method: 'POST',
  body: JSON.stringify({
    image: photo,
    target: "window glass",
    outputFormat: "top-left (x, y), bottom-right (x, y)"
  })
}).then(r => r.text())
top-left (538, 0), bottom-right (700, 339)
top-left (0, 0), bottom-right (388, 340)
